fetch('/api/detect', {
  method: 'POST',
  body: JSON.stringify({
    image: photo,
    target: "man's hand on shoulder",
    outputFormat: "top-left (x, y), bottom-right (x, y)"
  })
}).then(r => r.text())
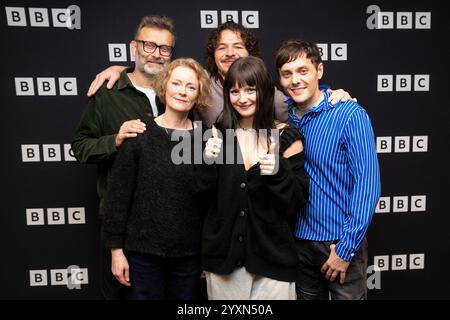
top-left (87, 65), bottom-right (127, 97)
top-left (115, 119), bottom-right (146, 147)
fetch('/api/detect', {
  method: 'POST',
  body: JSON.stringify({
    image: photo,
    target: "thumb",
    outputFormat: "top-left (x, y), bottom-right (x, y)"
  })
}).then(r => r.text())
top-left (330, 244), bottom-right (336, 252)
top-left (212, 125), bottom-right (218, 139)
top-left (268, 140), bottom-right (277, 154)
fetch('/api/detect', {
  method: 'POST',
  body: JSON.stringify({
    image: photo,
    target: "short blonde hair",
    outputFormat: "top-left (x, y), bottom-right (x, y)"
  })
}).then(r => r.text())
top-left (155, 58), bottom-right (211, 109)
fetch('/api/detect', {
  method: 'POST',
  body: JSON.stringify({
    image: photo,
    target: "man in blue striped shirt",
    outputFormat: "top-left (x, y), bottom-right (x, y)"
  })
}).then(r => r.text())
top-left (275, 40), bottom-right (381, 300)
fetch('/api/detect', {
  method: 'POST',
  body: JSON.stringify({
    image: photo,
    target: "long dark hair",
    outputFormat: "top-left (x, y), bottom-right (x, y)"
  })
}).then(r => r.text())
top-left (218, 56), bottom-right (275, 134)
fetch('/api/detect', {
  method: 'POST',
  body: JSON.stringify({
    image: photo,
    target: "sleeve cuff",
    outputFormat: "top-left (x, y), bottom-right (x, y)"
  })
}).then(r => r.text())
top-left (266, 157), bottom-right (289, 181)
top-left (104, 233), bottom-right (124, 249)
top-left (335, 243), bottom-right (356, 262)
top-left (105, 134), bottom-right (118, 153)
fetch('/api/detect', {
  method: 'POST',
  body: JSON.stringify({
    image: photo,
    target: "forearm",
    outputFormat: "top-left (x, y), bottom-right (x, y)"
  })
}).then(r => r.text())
top-left (288, 152), bottom-right (309, 207)
top-left (103, 140), bottom-right (140, 248)
top-left (252, 157), bottom-right (301, 219)
top-left (71, 134), bottom-right (117, 163)
top-left (338, 164), bottom-right (380, 261)
top-left (336, 173), bottom-right (380, 261)
top-left (337, 109), bottom-right (381, 261)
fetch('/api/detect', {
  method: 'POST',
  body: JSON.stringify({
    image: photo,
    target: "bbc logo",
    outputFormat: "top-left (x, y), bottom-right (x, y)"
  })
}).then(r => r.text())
top-left (366, 5), bottom-right (431, 29)
top-left (108, 43), bottom-right (135, 62)
top-left (5, 6), bottom-right (81, 29)
top-left (15, 77), bottom-right (78, 96)
top-left (30, 267), bottom-right (88, 287)
top-left (377, 75), bottom-right (430, 92)
top-left (26, 208), bottom-right (86, 225)
top-left (375, 196), bottom-right (426, 213)
top-left (373, 254), bottom-right (425, 271)
top-left (376, 136), bottom-right (428, 153)
top-left (200, 10), bottom-right (259, 28)
top-left (21, 144), bottom-right (75, 162)
top-left (317, 43), bottom-right (347, 61)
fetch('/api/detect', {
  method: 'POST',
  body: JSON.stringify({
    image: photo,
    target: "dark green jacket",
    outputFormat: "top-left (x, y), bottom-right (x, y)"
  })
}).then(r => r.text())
top-left (71, 68), bottom-right (164, 215)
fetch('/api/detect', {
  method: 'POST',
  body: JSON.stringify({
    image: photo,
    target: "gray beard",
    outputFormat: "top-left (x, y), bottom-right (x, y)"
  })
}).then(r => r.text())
top-left (143, 63), bottom-right (164, 75)
top-left (135, 50), bottom-right (168, 76)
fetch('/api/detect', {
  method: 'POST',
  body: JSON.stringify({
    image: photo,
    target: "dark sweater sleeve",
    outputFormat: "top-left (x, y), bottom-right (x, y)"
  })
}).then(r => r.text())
top-left (281, 126), bottom-right (309, 208)
top-left (254, 127), bottom-right (309, 220)
top-left (193, 163), bottom-right (218, 193)
top-left (285, 151), bottom-right (309, 215)
top-left (102, 138), bottom-right (140, 248)
top-left (71, 91), bottom-right (117, 164)
top-left (279, 125), bottom-right (305, 153)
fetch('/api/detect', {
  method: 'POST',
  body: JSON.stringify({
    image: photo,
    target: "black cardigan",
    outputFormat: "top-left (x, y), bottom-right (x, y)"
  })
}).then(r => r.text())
top-left (103, 117), bottom-right (205, 257)
top-left (195, 126), bottom-right (309, 282)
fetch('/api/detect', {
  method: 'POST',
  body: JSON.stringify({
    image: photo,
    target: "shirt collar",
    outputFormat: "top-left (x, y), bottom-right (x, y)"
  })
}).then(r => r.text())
top-left (117, 67), bottom-right (137, 90)
top-left (213, 73), bottom-right (224, 87)
top-left (287, 91), bottom-right (333, 115)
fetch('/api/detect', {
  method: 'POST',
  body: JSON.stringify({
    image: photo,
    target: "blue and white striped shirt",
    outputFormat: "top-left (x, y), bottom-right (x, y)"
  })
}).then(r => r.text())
top-left (288, 92), bottom-right (381, 261)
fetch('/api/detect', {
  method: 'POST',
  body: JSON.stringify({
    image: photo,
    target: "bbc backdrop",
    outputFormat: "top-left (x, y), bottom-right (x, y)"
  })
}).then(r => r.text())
top-left (1, 0), bottom-right (449, 299)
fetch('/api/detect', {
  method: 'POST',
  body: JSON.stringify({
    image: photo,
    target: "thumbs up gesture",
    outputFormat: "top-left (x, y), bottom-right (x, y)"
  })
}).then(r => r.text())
top-left (259, 140), bottom-right (277, 175)
top-left (204, 125), bottom-right (223, 159)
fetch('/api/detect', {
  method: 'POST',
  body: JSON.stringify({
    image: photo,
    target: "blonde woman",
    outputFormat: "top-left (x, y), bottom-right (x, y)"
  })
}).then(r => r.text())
top-left (103, 58), bottom-right (210, 300)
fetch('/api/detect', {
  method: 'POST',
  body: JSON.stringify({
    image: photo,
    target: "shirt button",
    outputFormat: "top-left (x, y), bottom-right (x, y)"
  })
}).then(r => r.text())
top-left (240, 182), bottom-right (246, 188)
top-left (238, 235), bottom-right (244, 242)
top-left (239, 210), bottom-right (245, 217)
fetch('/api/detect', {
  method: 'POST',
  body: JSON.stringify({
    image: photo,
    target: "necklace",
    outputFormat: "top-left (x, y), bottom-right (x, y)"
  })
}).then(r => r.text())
top-left (237, 126), bottom-right (253, 134)
top-left (238, 120), bottom-right (253, 131)
top-left (161, 114), bottom-right (191, 136)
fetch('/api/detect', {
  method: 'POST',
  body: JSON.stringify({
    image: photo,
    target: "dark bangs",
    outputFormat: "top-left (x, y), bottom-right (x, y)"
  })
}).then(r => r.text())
top-left (219, 57), bottom-right (275, 132)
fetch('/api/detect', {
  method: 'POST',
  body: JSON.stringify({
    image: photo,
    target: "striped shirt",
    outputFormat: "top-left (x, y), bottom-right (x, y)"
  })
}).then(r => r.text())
top-left (288, 92), bottom-right (380, 261)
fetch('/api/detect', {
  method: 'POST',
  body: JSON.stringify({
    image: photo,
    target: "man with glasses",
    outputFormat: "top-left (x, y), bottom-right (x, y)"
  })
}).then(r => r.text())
top-left (71, 15), bottom-right (175, 300)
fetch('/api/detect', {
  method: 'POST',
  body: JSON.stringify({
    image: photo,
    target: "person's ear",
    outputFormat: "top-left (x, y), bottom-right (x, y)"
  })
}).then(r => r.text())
top-left (130, 40), bottom-right (138, 59)
top-left (317, 63), bottom-right (324, 80)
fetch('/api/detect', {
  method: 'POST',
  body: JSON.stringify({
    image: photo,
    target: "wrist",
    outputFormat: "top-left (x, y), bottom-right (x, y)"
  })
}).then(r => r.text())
top-left (111, 248), bottom-right (124, 256)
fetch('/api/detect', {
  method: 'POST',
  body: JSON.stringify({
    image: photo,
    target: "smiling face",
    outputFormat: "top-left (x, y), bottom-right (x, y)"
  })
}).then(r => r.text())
top-left (164, 66), bottom-right (199, 113)
top-left (229, 83), bottom-right (257, 121)
top-left (214, 30), bottom-right (249, 78)
top-left (278, 54), bottom-right (323, 109)
top-left (132, 27), bottom-right (174, 75)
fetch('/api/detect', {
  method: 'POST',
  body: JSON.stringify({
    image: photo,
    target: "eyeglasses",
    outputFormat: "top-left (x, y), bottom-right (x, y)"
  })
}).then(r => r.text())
top-left (135, 40), bottom-right (174, 56)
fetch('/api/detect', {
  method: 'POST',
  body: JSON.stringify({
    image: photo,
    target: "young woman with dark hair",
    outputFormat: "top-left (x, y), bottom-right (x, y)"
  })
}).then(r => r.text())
top-left (197, 56), bottom-right (309, 300)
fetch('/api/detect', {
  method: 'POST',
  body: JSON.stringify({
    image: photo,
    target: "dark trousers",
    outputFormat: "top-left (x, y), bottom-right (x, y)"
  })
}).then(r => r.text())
top-left (126, 251), bottom-right (202, 300)
top-left (295, 238), bottom-right (368, 300)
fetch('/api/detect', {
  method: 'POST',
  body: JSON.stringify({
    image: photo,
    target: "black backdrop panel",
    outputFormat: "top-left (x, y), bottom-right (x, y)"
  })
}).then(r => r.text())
top-left (1, 0), bottom-right (449, 299)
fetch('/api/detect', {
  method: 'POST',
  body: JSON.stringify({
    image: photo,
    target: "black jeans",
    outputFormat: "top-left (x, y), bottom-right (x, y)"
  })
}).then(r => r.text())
top-left (295, 238), bottom-right (368, 300)
top-left (126, 251), bottom-right (202, 300)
